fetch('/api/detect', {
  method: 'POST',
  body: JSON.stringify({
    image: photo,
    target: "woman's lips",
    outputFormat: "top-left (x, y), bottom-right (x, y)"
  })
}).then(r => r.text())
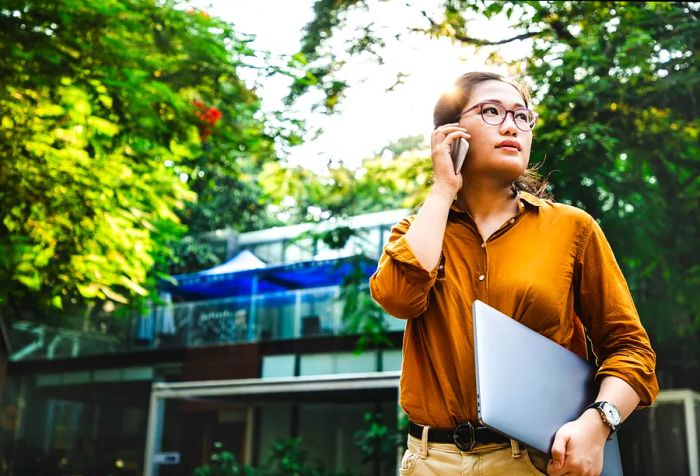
top-left (496, 140), bottom-right (522, 150)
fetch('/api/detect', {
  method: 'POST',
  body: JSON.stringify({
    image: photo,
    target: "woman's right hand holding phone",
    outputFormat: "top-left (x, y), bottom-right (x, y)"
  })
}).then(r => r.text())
top-left (405, 124), bottom-right (471, 271)
top-left (430, 123), bottom-right (470, 195)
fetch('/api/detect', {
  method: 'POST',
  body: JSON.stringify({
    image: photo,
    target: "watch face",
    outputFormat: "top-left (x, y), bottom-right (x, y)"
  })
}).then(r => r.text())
top-left (603, 403), bottom-right (621, 426)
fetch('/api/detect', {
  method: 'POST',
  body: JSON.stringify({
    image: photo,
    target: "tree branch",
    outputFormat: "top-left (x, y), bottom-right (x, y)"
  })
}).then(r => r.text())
top-left (455, 29), bottom-right (540, 46)
top-left (418, 10), bottom-right (541, 46)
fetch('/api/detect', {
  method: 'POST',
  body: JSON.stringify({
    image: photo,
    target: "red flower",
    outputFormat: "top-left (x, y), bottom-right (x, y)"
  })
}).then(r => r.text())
top-left (192, 100), bottom-right (222, 142)
top-left (202, 107), bottom-right (222, 125)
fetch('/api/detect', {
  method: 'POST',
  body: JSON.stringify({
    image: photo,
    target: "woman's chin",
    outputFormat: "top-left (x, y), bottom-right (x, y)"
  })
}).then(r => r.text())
top-left (463, 155), bottom-right (529, 183)
top-left (496, 159), bottom-right (529, 179)
top-left (488, 164), bottom-right (529, 183)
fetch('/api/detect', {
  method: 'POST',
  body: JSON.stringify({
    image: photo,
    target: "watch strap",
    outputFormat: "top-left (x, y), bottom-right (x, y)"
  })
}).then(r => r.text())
top-left (585, 401), bottom-right (620, 437)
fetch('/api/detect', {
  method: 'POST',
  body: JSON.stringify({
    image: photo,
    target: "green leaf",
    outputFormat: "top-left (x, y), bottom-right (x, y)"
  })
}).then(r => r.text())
top-left (88, 116), bottom-right (119, 136)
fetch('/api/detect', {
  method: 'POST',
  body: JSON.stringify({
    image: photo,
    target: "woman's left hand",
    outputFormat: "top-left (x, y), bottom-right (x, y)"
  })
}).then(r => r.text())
top-left (546, 409), bottom-right (609, 476)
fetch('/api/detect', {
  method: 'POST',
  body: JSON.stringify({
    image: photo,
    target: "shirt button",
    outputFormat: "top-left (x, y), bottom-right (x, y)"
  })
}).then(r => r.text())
top-left (480, 243), bottom-right (486, 248)
top-left (438, 265), bottom-right (444, 271)
top-left (478, 274), bottom-right (485, 281)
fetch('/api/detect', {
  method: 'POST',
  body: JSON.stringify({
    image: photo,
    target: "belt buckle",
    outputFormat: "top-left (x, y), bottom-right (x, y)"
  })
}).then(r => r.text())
top-left (453, 421), bottom-right (475, 451)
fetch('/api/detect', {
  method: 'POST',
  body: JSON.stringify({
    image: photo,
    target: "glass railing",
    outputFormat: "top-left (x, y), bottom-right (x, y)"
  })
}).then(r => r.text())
top-left (136, 286), bottom-right (346, 348)
top-left (9, 321), bottom-right (124, 361)
top-left (9, 286), bottom-right (405, 361)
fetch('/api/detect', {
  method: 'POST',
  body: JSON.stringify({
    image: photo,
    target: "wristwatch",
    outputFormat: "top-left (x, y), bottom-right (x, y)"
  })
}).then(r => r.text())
top-left (586, 401), bottom-right (621, 437)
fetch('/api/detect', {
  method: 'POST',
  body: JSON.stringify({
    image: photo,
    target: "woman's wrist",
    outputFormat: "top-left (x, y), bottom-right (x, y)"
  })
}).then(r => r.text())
top-left (430, 181), bottom-right (460, 202)
top-left (580, 408), bottom-right (612, 442)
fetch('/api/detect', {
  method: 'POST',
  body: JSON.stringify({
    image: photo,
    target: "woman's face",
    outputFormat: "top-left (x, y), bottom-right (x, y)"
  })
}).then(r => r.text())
top-left (457, 80), bottom-right (533, 184)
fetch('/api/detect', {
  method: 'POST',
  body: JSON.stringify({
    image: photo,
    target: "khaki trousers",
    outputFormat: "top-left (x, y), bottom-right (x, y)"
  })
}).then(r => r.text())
top-left (400, 428), bottom-right (549, 475)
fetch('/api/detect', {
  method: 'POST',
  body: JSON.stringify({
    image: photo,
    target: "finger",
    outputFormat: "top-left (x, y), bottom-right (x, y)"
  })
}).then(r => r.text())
top-left (549, 433), bottom-right (568, 469)
top-left (546, 459), bottom-right (570, 475)
top-left (432, 128), bottom-right (467, 144)
top-left (548, 470), bottom-right (572, 476)
top-left (441, 130), bottom-right (471, 146)
top-left (433, 124), bottom-right (466, 133)
top-left (547, 459), bottom-right (572, 476)
top-left (435, 122), bottom-right (459, 129)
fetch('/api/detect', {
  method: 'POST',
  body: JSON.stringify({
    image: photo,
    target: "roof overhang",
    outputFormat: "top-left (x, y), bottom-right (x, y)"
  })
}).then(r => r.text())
top-left (151, 371), bottom-right (401, 400)
top-left (163, 255), bottom-right (378, 300)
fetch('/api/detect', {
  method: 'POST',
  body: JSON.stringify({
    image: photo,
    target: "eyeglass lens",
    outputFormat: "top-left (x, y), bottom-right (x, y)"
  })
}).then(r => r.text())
top-left (481, 103), bottom-right (535, 131)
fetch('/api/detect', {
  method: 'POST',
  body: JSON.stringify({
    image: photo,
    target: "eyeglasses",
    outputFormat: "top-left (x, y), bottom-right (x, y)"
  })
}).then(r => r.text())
top-left (457, 101), bottom-right (538, 131)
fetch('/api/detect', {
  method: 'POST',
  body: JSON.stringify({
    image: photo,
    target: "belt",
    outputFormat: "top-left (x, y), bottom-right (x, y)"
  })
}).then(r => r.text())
top-left (408, 421), bottom-right (510, 451)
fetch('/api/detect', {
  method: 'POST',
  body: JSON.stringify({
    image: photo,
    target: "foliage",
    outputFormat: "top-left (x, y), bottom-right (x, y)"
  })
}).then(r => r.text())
top-left (353, 412), bottom-right (404, 476)
top-left (194, 442), bottom-right (257, 476)
top-left (260, 135), bottom-right (431, 223)
top-left (193, 438), bottom-right (351, 476)
top-left (298, 1), bottom-right (700, 384)
top-left (285, 0), bottom-right (373, 113)
top-left (340, 256), bottom-right (392, 352)
top-left (261, 438), bottom-right (336, 476)
top-left (0, 77), bottom-right (191, 314)
top-left (515, 2), bottom-right (700, 382)
top-left (0, 0), bottom-right (302, 321)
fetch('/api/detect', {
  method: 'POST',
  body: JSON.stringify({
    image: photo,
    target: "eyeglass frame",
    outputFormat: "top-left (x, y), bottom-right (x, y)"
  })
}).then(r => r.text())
top-left (456, 101), bottom-right (538, 131)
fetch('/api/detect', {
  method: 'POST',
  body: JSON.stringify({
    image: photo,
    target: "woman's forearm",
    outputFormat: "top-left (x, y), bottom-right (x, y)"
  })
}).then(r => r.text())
top-left (404, 183), bottom-right (456, 271)
top-left (591, 375), bottom-right (641, 422)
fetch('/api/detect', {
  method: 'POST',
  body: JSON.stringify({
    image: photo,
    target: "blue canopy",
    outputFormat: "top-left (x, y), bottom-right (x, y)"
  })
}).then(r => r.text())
top-left (162, 255), bottom-right (378, 300)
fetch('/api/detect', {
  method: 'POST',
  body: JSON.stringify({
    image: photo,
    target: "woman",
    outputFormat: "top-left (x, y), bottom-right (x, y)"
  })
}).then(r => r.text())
top-left (370, 72), bottom-right (658, 475)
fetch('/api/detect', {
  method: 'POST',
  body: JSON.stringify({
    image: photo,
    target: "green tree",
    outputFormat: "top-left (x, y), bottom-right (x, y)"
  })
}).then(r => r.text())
top-left (516, 2), bottom-right (700, 386)
top-left (259, 135), bottom-right (431, 223)
top-left (0, 0), bottom-right (302, 323)
top-left (295, 1), bottom-right (700, 386)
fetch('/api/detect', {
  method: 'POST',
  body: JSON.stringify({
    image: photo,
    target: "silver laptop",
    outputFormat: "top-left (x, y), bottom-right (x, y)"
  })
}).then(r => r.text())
top-left (472, 300), bottom-right (623, 476)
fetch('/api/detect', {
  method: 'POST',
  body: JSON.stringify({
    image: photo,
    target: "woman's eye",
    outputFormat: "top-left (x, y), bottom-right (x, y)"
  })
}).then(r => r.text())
top-left (482, 106), bottom-right (500, 116)
top-left (515, 111), bottom-right (529, 121)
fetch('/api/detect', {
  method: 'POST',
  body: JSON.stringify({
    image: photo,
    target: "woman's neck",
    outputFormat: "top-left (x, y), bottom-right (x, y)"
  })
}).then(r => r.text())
top-left (455, 180), bottom-right (518, 221)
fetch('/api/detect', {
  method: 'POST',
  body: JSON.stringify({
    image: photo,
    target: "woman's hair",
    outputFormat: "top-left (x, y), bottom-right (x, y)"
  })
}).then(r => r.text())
top-left (433, 72), bottom-right (551, 199)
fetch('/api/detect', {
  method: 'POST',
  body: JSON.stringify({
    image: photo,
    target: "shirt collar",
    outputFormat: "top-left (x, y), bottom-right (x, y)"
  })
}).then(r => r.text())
top-left (517, 191), bottom-right (546, 208)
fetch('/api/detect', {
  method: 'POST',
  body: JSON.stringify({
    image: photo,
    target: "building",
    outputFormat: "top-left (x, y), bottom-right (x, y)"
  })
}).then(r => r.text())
top-left (1, 209), bottom-right (409, 476)
top-left (1, 208), bottom-right (699, 476)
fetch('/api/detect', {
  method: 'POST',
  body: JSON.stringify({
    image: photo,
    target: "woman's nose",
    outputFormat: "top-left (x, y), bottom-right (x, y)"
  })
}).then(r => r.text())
top-left (499, 112), bottom-right (519, 134)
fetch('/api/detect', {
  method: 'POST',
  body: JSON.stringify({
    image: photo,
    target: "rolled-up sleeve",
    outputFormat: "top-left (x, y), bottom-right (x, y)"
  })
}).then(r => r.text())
top-left (369, 217), bottom-right (440, 319)
top-left (575, 217), bottom-right (659, 407)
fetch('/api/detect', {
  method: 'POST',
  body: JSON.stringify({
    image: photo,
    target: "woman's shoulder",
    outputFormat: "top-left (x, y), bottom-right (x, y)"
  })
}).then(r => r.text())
top-left (520, 192), bottom-right (595, 227)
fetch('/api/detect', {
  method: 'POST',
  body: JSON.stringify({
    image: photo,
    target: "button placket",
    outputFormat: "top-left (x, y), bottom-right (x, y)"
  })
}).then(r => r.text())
top-left (436, 253), bottom-right (446, 280)
top-left (477, 238), bottom-right (488, 301)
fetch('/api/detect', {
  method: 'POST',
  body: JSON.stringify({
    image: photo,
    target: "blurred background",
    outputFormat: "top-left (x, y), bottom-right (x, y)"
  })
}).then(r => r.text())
top-left (0, 1), bottom-right (698, 475)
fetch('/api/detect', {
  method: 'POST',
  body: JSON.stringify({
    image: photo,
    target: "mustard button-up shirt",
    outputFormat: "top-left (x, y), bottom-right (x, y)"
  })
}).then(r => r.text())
top-left (370, 192), bottom-right (658, 429)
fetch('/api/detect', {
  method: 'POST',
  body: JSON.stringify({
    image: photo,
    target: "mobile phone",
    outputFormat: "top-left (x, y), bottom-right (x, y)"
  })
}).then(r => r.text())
top-left (451, 138), bottom-right (469, 175)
